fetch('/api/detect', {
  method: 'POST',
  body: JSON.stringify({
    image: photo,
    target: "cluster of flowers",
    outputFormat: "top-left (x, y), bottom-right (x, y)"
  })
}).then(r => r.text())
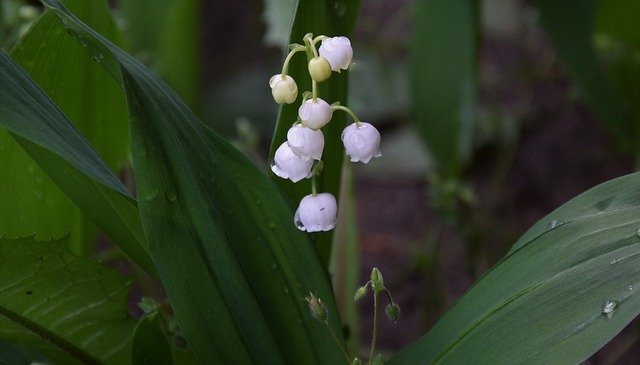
top-left (269, 33), bottom-right (381, 233)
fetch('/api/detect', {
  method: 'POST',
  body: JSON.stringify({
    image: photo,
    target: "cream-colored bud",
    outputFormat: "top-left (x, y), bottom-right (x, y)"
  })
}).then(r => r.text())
top-left (308, 56), bottom-right (332, 82)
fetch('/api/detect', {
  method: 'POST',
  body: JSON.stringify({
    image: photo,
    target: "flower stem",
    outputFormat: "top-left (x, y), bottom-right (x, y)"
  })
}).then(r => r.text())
top-left (332, 105), bottom-right (361, 126)
top-left (369, 290), bottom-right (379, 365)
top-left (311, 163), bottom-right (318, 196)
top-left (281, 45), bottom-right (306, 77)
top-left (312, 80), bottom-right (318, 102)
top-left (324, 320), bottom-right (351, 364)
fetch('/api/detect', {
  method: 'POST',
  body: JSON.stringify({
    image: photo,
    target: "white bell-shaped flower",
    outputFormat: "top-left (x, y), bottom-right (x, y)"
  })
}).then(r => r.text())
top-left (341, 122), bottom-right (382, 163)
top-left (319, 36), bottom-right (353, 72)
top-left (271, 142), bottom-right (313, 182)
top-left (294, 193), bottom-right (337, 232)
top-left (298, 98), bottom-right (333, 130)
top-left (269, 74), bottom-right (298, 104)
top-left (287, 124), bottom-right (324, 161)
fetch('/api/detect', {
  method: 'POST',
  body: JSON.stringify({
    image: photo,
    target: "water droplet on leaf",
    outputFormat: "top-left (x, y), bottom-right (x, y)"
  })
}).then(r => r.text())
top-left (547, 219), bottom-right (563, 230)
top-left (334, 0), bottom-right (347, 16)
top-left (165, 190), bottom-right (177, 202)
top-left (601, 300), bottom-right (619, 316)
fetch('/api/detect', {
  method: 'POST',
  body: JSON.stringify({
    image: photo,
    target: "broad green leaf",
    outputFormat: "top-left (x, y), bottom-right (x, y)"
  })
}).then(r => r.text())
top-left (410, 0), bottom-right (477, 178)
top-left (268, 0), bottom-right (362, 264)
top-left (121, 0), bottom-right (201, 114)
top-left (42, 0), bottom-right (346, 363)
top-left (131, 313), bottom-right (172, 365)
top-left (0, 236), bottom-right (135, 365)
top-left (388, 173), bottom-right (640, 364)
top-left (1, 0), bottom-right (129, 255)
top-left (535, 0), bottom-right (638, 155)
top-left (0, 50), bottom-right (155, 275)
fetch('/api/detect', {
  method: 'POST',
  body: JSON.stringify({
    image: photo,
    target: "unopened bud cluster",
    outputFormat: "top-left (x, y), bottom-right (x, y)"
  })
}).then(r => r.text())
top-left (355, 267), bottom-right (400, 323)
top-left (269, 33), bottom-right (382, 233)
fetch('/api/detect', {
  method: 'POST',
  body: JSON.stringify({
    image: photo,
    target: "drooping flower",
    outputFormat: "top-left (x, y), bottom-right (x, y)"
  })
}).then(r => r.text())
top-left (271, 142), bottom-right (313, 182)
top-left (308, 56), bottom-right (332, 82)
top-left (287, 124), bottom-right (324, 161)
top-left (318, 36), bottom-right (353, 72)
top-left (298, 98), bottom-right (333, 130)
top-left (341, 122), bottom-right (382, 163)
top-left (294, 193), bottom-right (337, 232)
top-left (269, 74), bottom-right (298, 104)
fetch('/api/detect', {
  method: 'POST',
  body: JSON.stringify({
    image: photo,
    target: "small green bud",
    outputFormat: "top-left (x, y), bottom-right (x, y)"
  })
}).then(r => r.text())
top-left (385, 303), bottom-right (400, 323)
top-left (354, 286), bottom-right (368, 301)
top-left (372, 353), bottom-right (385, 365)
top-left (308, 56), bottom-right (332, 82)
top-left (371, 267), bottom-right (384, 292)
top-left (350, 357), bottom-right (362, 365)
top-left (305, 292), bottom-right (328, 322)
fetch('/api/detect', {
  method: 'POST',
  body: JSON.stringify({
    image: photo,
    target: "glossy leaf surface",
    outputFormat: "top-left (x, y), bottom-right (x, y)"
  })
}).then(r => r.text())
top-left (0, 49), bottom-right (154, 275)
top-left (1, 0), bottom-right (129, 255)
top-left (42, 0), bottom-right (346, 363)
top-left (389, 173), bottom-right (640, 364)
top-left (0, 236), bottom-right (134, 365)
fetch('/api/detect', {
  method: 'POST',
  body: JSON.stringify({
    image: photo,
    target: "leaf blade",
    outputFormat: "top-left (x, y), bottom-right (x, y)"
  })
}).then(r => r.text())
top-left (41, 0), bottom-right (348, 363)
top-left (388, 173), bottom-right (640, 364)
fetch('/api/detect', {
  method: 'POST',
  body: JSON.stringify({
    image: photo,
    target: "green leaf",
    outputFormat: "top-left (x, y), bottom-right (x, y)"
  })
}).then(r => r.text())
top-left (42, 0), bottom-right (347, 363)
top-left (121, 0), bottom-right (202, 114)
top-left (1, 0), bottom-right (129, 255)
top-left (268, 0), bottom-right (362, 264)
top-left (0, 50), bottom-right (155, 275)
top-left (535, 0), bottom-right (639, 155)
top-left (0, 236), bottom-right (135, 365)
top-left (131, 313), bottom-right (172, 365)
top-left (410, 0), bottom-right (477, 178)
top-left (388, 173), bottom-right (640, 364)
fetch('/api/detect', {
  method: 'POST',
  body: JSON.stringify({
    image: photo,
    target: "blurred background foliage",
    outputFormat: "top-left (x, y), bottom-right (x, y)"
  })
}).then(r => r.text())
top-left (1, 0), bottom-right (638, 363)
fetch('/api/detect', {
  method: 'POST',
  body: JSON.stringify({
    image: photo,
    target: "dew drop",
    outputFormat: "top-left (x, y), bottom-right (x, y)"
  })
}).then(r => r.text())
top-left (255, 199), bottom-right (262, 206)
top-left (601, 300), bottom-right (619, 316)
top-left (268, 221), bottom-right (276, 229)
top-left (333, 0), bottom-right (347, 16)
top-left (165, 190), bottom-right (177, 202)
top-left (269, 262), bottom-right (278, 270)
top-left (547, 219), bottom-right (563, 230)
top-left (91, 53), bottom-right (104, 62)
top-left (629, 285), bottom-right (634, 291)
top-left (283, 287), bottom-right (290, 294)
top-left (610, 258), bottom-right (622, 265)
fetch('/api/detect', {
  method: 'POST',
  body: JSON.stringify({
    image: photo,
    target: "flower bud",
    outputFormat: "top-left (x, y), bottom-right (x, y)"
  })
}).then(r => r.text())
top-left (294, 193), bottom-right (337, 232)
top-left (305, 292), bottom-right (328, 322)
top-left (287, 124), bottom-right (324, 161)
top-left (372, 354), bottom-right (384, 365)
top-left (308, 56), bottom-right (332, 82)
top-left (371, 267), bottom-right (384, 292)
top-left (353, 286), bottom-right (368, 301)
top-left (271, 142), bottom-right (313, 183)
top-left (269, 74), bottom-right (298, 104)
top-left (341, 122), bottom-right (382, 163)
top-left (319, 36), bottom-right (353, 72)
top-left (298, 98), bottom-right (333, 130)
top-left (351, 358), bottom-right (362, 365)
top-left (385, 303), bottom-right (400, 323)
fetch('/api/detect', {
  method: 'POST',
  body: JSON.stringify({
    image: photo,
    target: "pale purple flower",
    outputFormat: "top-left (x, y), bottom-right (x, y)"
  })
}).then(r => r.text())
top-left (341, 122), bottom-right (382, 163)
top-left (319, 36), bottom-right (353, 72)
top-left (271, 142), bottom-right (313, 182)
top-left (287, 124), bottom-right (324, 161)
top-left (294, 193), bottom-right (337, 232)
